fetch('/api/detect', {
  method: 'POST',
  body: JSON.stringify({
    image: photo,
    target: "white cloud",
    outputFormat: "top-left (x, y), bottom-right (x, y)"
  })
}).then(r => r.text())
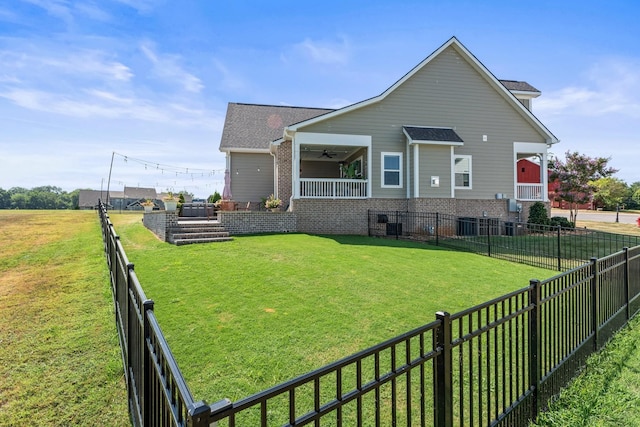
top-left (289, 37), bottom-right (351, 65)
top-left (112, 0), bottom-right (156, 14)
top-left (74, 2), bottom-right (112, 22)
top-left (140, 41), bottom-right (204, 93)
top-left (536, 58), bottom-right (640, 118)
top-left (22, 0), bottom-right (74, 24)
top-left (0, 48), bottom-right (133, 82)
top-left (0, 87), bottom-right (219, 128)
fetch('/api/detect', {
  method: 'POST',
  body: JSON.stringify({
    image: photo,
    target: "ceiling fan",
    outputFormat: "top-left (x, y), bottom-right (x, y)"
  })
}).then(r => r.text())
top-left (319, 149), bottom-right (336, 159)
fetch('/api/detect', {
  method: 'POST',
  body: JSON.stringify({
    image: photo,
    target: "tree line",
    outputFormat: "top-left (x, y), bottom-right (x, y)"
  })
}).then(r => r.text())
top-left (0, 187), bottom-right (80, 210)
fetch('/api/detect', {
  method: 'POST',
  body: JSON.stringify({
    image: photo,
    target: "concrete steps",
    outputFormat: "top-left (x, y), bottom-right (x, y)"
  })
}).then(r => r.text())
top-left (168, 219), bottom-right (232, 245)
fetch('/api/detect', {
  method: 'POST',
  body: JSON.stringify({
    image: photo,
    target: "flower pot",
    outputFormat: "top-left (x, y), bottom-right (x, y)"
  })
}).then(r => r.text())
top-left (143, 205), bottom-right (153, 213)
top-left (164, 200), bottom-right (178, 212)
top-left (219, 200), bottom-right (237, 211)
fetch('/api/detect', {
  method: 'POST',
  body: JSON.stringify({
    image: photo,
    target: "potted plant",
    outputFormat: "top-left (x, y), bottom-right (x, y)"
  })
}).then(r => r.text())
top-left (140, 199), bottom-right (155, 213)
top-left (218, 199), bottom-right (237, 211)
top-left (163, 192), bottom-right (179, 212)
top-left (264, 194), bottom-right (281, 212)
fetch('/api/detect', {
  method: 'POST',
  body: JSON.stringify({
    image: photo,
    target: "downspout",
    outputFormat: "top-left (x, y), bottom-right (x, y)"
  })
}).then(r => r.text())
top-left (406, 138), bottom-right (411, 199)
top-left (282, 127), bottom-right (296, 211)
top-left (269, 148), bottom-right (278, 199)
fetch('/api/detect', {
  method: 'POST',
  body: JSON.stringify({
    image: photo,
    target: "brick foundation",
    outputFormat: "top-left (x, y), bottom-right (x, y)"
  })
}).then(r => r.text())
top-left (218, 211), bottom-right (297, 235)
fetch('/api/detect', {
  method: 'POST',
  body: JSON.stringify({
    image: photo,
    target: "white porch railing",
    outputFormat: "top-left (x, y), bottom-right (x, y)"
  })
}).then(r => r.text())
top-left (300, 178), bottom-right (368, 199)
top-left (517, 183), bottom-right (544, 201)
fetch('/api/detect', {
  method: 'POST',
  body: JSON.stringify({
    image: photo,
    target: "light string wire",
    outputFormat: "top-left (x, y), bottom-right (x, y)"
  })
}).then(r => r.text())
top-left (109, 151), bottom-right (226, 196)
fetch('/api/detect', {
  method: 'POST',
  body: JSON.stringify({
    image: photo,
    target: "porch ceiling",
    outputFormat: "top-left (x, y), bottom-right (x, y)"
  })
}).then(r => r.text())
top-left (300, 144), bottom-right (362, 162)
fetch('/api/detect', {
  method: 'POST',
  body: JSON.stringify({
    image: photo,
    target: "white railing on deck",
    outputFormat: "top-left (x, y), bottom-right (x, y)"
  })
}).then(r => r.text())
top-left (517, 183), bottom-right (544, 201)
top-left (300, 178), bottom-right (368, 199)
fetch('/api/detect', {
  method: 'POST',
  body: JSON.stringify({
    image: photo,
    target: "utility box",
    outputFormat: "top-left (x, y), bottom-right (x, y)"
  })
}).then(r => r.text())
top-left (457, 217), bottom-right (478, 236)
top-left (386, 223), bottom-right (402, 236)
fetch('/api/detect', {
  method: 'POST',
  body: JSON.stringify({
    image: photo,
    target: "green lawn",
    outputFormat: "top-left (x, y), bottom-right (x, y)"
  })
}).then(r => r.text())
top-left (110, 213), bottom-right (555, 404)
top-left (533, 314), bottom-right (640, 426)
top-left (0, 211), bottom-right (128, 426)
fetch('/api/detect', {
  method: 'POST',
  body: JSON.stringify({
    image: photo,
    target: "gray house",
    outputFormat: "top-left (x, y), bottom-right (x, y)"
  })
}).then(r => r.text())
top-left (219, 37), bottom-right (559, 234)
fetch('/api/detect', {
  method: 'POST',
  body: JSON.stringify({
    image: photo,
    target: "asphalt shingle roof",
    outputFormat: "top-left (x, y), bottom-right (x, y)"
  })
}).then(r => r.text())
top-left (499, 80), bottom-right (540, 93)
top-left (403, 126), bottom-right (464, 143)
top-left (124, 186), bottom-right (157, 200)
top-left (219, 103), bottom-right (333, 151)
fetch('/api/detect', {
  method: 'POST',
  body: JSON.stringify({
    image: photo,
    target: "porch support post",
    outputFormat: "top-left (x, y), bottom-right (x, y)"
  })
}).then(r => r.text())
top-left (540, 151), bottom-right (548, 202)
top-left (413, 144), bottom-right (420, 198)
top-left (292, 137), bottom-right (300, 198)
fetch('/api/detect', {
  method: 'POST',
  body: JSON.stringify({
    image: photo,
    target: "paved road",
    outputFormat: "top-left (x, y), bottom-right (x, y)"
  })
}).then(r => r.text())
top-left (551, 209), bottom-right (640, 225)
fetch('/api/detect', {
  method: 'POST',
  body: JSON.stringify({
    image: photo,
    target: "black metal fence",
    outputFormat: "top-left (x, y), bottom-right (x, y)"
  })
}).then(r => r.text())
top-left (98, 202), bottom-right (211, 427)
top-left (99, 201), bottom-right (640, 426)
top-left (368, 210), bottom-right (640, 271)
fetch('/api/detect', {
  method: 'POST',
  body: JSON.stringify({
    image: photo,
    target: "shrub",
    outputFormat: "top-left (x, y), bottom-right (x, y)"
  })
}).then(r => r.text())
top-left (527, 202), bottom-right (549, 226)
top-left (549, 216), bottom-right (575, 229)
top-left (208, 191), bottom-right (221, 204)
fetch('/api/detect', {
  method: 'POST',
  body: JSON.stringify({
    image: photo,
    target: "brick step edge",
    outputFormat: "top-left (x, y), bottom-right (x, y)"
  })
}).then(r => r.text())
top-left (173, 237), bottom-right (233, 246)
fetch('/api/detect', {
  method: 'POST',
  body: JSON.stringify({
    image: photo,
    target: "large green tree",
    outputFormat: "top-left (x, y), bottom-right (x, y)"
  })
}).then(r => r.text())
top-left (592, 177), bottom-right (628, 210)
top-left (549, 151), bottom-right (617, 224)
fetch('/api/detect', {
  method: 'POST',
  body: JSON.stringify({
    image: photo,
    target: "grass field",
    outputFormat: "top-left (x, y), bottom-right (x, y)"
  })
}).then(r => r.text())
top-left (109, 213), bottom-right (556, 404)
top-left (0, 211), bottom-right (129, 426)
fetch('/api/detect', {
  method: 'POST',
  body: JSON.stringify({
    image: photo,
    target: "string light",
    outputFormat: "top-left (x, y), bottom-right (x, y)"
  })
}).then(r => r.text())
top-left (107, 151), bottom-right (227, 197)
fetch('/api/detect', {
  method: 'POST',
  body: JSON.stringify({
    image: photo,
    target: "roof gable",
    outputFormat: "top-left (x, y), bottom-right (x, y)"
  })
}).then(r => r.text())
top-left (286, 37), bottom-right (557, 144)
top-left (219, 103), bottom-right (333, 152)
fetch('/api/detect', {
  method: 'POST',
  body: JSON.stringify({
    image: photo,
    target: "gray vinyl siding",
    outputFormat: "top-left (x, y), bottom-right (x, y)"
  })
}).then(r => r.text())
top-left (298, 45), bottom-right (547, 199)
top-left (418, 145), bottom-right (451, 198)
top-left (230, 153), bottom-right (274, 203)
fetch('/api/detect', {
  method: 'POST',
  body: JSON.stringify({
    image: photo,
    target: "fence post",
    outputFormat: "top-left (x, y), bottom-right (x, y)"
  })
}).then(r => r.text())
top-left (528, 279), bottom-right (541, 422)
top-left (557, 225), bottom-right (562, 271)
top-left (435, 213), bottom-right (440, 246)
top-left (434, 311), bottom-right (452, 427)
top-left (142, 298), bottom-right (154, 426)
top-left (590, 257), bottom-right (600, 351)
top-left (395, 211), bottom-right (399, 240)
top-left (486, 218), bottom-right (492, 257)
top-left (188, 401), bottom-right (213, 427)
top-left (624, 247), bottom-right (630, 321)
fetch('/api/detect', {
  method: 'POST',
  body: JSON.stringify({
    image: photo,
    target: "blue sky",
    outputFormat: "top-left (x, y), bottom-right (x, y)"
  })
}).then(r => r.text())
top-left (1, 0), bottom-right (639, 198)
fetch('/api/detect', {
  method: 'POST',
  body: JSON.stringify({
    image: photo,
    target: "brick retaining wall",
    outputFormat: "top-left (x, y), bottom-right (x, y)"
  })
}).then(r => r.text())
top-left (217, 211), bottom-right (297, 235)
top-left (143, 211), bottom-right (179, 241)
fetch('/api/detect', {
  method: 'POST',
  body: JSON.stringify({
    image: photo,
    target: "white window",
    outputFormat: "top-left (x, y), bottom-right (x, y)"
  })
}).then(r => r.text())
top-left (381, 152), bottom-right (403, 188)
top-left (454, 155), bottom-right (472, 189)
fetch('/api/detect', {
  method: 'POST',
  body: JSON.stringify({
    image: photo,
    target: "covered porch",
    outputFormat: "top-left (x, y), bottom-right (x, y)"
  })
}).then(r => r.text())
top-left (292, 132), bottom-right (372, 199)
top-left (514, 142), bottom-right (549, 202)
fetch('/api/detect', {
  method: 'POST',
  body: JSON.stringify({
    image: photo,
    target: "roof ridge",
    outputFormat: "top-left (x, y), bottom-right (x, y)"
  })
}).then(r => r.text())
top-left (231, 102), bottom-right (334, 111)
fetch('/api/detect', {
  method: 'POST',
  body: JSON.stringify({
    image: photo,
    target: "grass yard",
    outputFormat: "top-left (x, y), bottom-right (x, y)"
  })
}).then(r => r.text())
top-left (110, 213), bottom-right (556, 404)
top-left (576, 219), bottom-right (640, 236)
top-left (532, 314), bottom-right (640, 426)
top-left (0, 211), bottom-right (128, 426)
